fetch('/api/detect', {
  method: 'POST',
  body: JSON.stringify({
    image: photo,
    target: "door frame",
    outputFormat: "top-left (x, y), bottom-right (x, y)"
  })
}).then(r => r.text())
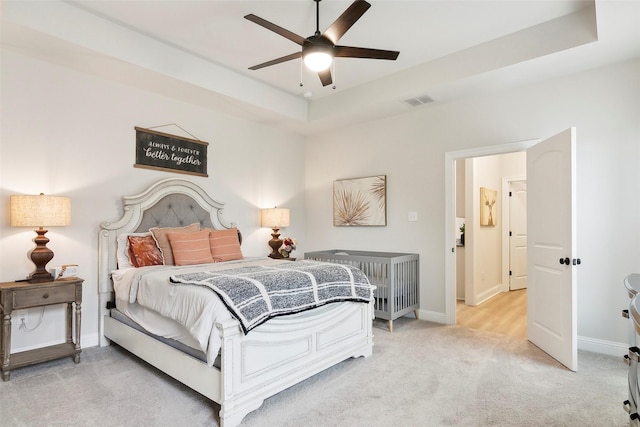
top-left (501, 176), bottom-right (526, 292)
top-left (444, 139), bottom-right (538, 325)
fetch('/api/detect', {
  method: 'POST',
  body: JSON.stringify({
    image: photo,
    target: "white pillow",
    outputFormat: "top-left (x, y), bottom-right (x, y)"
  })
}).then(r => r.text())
top-left (116, 232), bottom-right (151, 269)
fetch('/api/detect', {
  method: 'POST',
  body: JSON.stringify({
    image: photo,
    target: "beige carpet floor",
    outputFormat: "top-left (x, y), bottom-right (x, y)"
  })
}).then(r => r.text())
top-left (0, 317), bottom-right (629, 426)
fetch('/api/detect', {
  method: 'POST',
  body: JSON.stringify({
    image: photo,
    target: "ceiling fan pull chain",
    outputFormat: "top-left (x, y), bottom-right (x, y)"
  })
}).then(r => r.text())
top-left (300, 58), bottom-right (304, 87)
top-left (332, 60), bottom-right (337, 90)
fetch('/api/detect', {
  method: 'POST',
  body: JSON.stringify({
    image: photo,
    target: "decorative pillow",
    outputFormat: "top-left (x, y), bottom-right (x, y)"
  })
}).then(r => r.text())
top-left (116, 232), bottom-right (151, 269)
top-left (127, 235), bottom-right (164, 267)
top-left (209, 229), bottom-right (243, 262)
top-left (150, 223), bottom-right (200, 265)
top-left (167, 230), bottom-right (215, 266)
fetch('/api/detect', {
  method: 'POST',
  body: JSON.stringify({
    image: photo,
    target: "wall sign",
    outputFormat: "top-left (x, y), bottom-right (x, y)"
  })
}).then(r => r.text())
top-left (134, 126), bottom-right (208, 177)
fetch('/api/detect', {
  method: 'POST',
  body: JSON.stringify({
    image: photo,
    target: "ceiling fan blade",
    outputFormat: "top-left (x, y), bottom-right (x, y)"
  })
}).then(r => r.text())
top-left (244, 14), bottom-right (306, 46)
top-left (318, 68), bottom-right (333, 87)
top-left (248, 52), bottom-right (302, 70)
top-left (334, 45), bottom-right (399, 60)
top-left (323, 0), bottom-right (371, 45)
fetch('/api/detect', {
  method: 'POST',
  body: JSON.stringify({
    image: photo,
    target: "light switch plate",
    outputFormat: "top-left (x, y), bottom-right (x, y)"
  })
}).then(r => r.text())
top-left (408, 211), bottom-right (418, 222)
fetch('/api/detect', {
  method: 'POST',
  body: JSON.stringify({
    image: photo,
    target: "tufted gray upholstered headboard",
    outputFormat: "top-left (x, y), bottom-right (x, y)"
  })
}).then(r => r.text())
top-left (133, 193), bottom-right (215, 232)
top-left (98, 178), bottom-right (240, 345)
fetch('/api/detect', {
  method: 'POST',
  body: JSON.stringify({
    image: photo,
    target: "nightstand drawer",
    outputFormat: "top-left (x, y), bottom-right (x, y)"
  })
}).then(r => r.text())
top-left (13, 283), bottom-right (76, 309)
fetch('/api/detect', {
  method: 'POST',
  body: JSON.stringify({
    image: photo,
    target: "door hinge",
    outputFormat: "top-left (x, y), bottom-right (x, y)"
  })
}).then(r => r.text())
top-left (509, 270), bottom-right (512, 276)
top-left (509, 191), bottom-right (512, 197)
top-left (509, 231), bottom-right (512, 236)
top-left (572, 258), bottom-right (582, 265)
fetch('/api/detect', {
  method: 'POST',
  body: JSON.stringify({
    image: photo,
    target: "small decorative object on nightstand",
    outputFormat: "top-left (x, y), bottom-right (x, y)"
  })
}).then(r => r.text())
top-left (279, 237), bottom-right (297, 259)
top-left (0, 277), bottom-right (83, 381)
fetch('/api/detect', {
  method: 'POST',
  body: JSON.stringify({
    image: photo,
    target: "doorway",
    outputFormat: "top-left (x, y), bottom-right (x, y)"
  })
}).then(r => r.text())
top-left (444, 139), bottom-right (538, 327)
top-left (454, 152), bottom-right (527, 313)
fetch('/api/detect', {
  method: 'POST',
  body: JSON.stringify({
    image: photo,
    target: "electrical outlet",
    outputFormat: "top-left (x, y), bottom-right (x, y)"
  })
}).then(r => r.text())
top-left (408, 211), bottom-right (418, 222)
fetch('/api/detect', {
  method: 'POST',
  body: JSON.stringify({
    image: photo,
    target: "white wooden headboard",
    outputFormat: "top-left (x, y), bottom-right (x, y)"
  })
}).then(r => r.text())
top-left (97, 178), bottom-right (236, 345)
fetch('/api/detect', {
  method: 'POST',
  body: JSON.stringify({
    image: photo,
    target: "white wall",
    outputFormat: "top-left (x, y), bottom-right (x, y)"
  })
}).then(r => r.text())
top-left (305, 58), bottom-right (640, 350)
top-left (0, 49), bottom-right (307, 351)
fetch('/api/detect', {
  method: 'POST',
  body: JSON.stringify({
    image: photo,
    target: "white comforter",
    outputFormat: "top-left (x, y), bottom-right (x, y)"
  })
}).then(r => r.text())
top-left (112, 258), bottom-right (274, 366)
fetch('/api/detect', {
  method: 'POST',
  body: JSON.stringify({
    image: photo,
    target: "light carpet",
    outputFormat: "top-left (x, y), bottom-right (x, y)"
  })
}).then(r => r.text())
top-left (0, 317), bottom-right (629, 426)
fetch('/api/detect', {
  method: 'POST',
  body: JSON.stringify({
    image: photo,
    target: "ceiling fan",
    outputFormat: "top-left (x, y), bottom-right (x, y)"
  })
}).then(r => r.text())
top-left (244, 0), bottom-right (400, 87)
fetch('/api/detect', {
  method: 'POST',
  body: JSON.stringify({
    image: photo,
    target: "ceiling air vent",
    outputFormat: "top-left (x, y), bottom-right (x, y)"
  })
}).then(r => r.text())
top-left (402, 94), bottom-right (434, 107)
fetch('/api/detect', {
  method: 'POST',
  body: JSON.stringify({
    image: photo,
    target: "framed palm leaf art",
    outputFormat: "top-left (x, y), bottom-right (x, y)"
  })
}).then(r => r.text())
top-left (333, 175), bottom-right (387, 226)
top-left (480, 187), bottom-right (497, 226)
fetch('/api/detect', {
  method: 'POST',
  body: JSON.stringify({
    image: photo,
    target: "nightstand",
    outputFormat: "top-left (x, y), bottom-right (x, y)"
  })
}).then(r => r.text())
top-left (0, 278), bottom-right (83, 381)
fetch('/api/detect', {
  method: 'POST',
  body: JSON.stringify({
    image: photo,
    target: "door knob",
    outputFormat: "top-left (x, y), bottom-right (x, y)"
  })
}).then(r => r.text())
top-left (559, 257), bottom-right (570, 265)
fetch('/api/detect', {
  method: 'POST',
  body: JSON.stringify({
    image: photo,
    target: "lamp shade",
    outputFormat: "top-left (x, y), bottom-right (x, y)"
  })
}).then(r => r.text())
top-left (260, 208), bottom-right (290, 228)
top-left (10, 194), bottom-right (71, 227)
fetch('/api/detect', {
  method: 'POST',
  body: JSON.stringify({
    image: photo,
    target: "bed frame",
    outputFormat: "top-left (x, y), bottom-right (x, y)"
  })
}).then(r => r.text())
top-left (98, 178), bottom-right (374, 427)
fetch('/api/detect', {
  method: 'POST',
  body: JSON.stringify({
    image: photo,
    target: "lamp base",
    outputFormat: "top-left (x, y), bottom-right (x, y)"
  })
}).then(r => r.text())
top-left (27, 228), bottom-right (54, 283)
top-left (28, 271), bottom-right (54, 283)
top-left (268, 228), bottom-right (284, 259)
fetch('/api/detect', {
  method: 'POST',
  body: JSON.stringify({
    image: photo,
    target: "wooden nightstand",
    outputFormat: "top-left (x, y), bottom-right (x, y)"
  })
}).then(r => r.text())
top-left (0, 278), bottom-right (83, 381)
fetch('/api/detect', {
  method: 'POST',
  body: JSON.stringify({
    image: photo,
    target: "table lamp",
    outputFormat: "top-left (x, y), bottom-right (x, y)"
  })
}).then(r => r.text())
top-left (10, 193), bottom-right (71, 282)
top-left (260, 207), bottom-right (290, 259)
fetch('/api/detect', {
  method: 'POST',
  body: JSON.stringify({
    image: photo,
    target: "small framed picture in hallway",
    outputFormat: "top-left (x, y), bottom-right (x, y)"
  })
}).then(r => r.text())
top-left (480, 187), bottom-right (497, 226)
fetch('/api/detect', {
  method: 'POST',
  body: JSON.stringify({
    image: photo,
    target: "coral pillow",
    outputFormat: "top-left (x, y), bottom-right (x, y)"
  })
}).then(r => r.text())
top-left (150, 223), bottom-right (200, 265)
top-left (167, 230), bottom-right (215, 266)
top-left (127, 235), bottom-right (164, 267)
top-left (209, 229), bottom-right (243, 262)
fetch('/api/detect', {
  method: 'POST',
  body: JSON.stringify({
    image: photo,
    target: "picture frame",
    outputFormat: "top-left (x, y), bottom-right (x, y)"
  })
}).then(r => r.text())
top-left (333, 175), bottom-right (387, 226)
top-left (480, 187), bottom-right (497, 226)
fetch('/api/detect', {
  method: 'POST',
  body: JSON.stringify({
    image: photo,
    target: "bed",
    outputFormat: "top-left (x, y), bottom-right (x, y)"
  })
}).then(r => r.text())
top-left (98, 178), bottom-right (374, 427)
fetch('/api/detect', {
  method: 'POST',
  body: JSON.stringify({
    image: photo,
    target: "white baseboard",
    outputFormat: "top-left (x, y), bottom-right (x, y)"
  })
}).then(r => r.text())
top-left (475, 285), bottom-right (502, 306)
top-left (12, 332), bottom-right (100, 353)
top-left (417, 309), bottom-right (447, 324)
top-left (578, 335), bottom-right (627, 358)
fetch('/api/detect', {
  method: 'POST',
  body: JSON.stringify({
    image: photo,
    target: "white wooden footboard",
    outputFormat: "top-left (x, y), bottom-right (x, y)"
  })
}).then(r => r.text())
top-left (104, 299), bottom-right (373, 427)
top-left (217, 300), bottom-right (373, 427)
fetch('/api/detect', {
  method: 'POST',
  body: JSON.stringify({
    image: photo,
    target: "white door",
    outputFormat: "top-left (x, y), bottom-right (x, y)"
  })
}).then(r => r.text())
top-left (527, 128), bottom-right (577, 371)
top-left (509, 181), bottom-right (527, 290)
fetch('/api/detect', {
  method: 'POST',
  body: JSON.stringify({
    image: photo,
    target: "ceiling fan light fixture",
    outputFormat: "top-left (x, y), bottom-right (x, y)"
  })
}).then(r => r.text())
top-left (246, 0), bottom-right (399, 87)
top-left (303, 49), bottom-right (333, 72)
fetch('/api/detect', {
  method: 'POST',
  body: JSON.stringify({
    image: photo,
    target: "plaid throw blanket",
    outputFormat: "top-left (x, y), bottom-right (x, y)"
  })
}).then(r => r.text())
top-left (170, 260), bottom-right (373, 334)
